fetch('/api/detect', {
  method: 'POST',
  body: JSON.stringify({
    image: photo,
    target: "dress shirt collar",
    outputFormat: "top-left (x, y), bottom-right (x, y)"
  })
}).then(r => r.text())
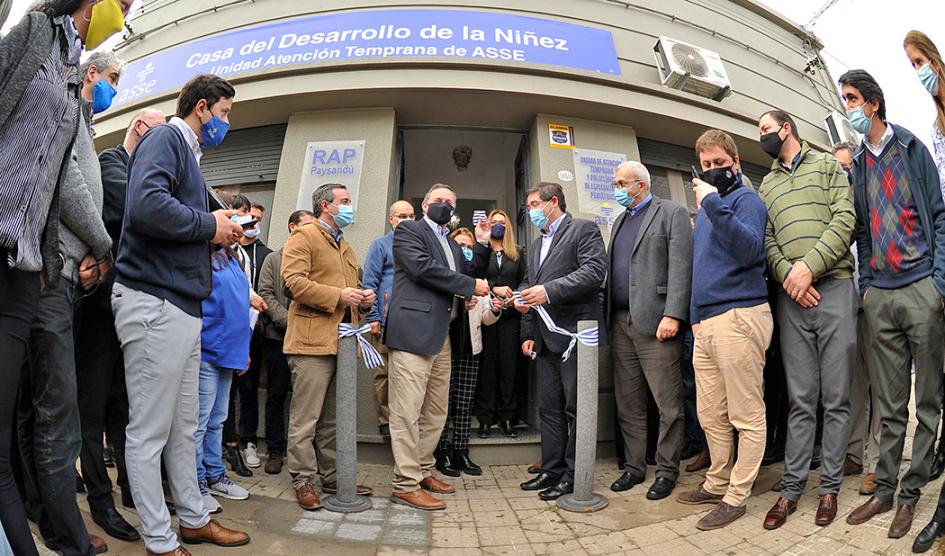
top-left (319, 219), bottom-right (343, 245)
top-left (167, 116), bottom-right (202, 164)
top-left (424, 215), bottom-right (450, 237)
top-left (626, 194), bottom-right (653, 219)
top-left (542, 212), bottom-right (567, 237)
top-left (866, 122), bottom-right (895, 157)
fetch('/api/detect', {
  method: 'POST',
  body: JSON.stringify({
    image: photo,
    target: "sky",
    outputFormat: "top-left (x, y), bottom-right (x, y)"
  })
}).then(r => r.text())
top-left (2, 0), bottom-right (942, 147)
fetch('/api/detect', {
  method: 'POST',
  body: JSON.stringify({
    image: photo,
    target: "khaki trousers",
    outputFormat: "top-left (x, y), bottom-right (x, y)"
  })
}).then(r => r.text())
top-left (286, 355), bottom-right (337, 489)
top-left (389, 338), bottom-right (451, 492)
top-left (694, 303), bottom-right (773, 507)
top-left (371, 333), bottom-right (390, 427)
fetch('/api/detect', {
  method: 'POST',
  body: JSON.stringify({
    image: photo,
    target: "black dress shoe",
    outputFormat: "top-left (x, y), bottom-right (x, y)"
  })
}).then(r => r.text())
top-left (930, 446), bottom-right (945, 481)
top-left (225, 445), bottom-right (253, 477)
top-left (500, 420), bottom-right (517, 438)
top-left (680, 443), bottom-right (701, 460)
top-left (435, 452), bottom-right (461, 477)
top-left (761, 448), bottom-right (785, 466)
top-left (454, 450), bottom-right (482, 476)
top-left (92, 507), bottom-right (141, 542)
top-left (610, 471), bottom-right (645, 492)
top-left (809, 456), bottom-right (822, 471)
top-left (646, 477), bottom-right (676, 501)
top-left (539, 480), bottom-right (574, 501)
top-left (645, 454), bottom-right (656, 466)
top-left (478, 422), bottom-right (491, 438)
top-left (521, 472), bottom-right (560, 491)
top-left (914, 520), bottom-right (945, 553)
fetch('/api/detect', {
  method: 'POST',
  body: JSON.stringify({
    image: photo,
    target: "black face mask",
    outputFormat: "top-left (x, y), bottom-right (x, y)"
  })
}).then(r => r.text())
top-left (760, 125), bottom-right (786, 159)
top-left (702, 166), bottom-right (741, 196)
top-left (490, 223), bottom-right (506, 239)
top-left (427, 202), bottom-right (454, 225)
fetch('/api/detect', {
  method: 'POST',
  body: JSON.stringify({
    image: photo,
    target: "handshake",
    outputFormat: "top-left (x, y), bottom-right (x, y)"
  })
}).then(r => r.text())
top-left (340, 287), bottom-right (377, 308)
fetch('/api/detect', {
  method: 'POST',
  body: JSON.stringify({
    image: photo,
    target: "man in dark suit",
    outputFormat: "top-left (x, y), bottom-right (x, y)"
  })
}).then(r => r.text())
top-left (384, 183), bottom-right (490, 511)
top-left (605, 161), bottom-right (692, 501)
top-left (514, 182), bottom-right (607, 501)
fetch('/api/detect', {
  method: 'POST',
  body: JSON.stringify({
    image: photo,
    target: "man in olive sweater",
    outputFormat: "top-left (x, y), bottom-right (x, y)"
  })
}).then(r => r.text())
top-left (757, 110), bottom-right (857, 531)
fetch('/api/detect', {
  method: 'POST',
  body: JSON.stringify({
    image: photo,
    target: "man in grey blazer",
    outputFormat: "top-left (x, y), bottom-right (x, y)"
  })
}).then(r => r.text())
top-left (514, 182), bottom-right (607, 501)
top-left (605, 161), bottom-right (692, 501)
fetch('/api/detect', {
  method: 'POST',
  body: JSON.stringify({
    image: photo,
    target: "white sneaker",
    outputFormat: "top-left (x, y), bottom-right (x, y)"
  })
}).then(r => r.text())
top-left (200, 482), bottom-right (222, 514)
top-left (243, 443), bottom-right (262, 468)
top-left (209, 475), bottom-right (250, 500)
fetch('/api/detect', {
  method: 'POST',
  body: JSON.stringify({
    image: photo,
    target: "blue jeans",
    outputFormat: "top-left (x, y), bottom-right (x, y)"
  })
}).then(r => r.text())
top-left (196, 361), bottom-right (235, 485)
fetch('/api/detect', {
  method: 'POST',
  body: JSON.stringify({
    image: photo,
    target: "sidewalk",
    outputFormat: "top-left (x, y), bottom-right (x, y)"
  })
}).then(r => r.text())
top-left (47, 441), bottom-right (943, 555)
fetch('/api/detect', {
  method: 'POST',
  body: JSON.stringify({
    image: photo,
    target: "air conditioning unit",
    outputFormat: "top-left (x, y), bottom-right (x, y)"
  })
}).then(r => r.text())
top-left (653, 36), bottom-right (732, 101)
top-left (824, 111), bottom-right (861, 146)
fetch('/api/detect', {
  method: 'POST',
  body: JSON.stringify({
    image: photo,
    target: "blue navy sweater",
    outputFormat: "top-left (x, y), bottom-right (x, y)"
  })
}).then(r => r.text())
top-left (690, 181), bottom-right (769, 324)
top-left (362, 231), bottom-right (394, 325)
top-left (115, 124), bottom-right (216, 317)
top-left (201, 254), bottom-right (251, 370)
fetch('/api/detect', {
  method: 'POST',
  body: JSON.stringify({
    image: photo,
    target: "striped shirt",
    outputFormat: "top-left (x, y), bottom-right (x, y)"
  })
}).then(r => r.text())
top-left (0, 17), bottom-right (81, 271)
top-left (760, 143), bottom-right (856, 283)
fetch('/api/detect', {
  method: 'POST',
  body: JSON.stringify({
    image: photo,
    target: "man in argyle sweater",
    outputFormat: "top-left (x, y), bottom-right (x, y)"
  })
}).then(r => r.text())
top-left (841, 70), bottom-right (945, 541)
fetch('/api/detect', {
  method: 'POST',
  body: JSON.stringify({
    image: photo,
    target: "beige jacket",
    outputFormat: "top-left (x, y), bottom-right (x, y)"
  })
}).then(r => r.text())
top-left (468, 295), bottom-right (500, 355)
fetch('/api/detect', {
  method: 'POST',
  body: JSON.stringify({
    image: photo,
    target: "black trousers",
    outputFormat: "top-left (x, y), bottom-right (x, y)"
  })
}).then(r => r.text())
top-left (763, 323), bottom-right (789, 456)
top-left (237, 331), bottom-right (265, 446)
top-left (0, 257), bottom-right (41, 556)
top-left (75, 285), bottom-right (130, 512)
top-left (263, 337), bottom-right (291, 454)
top-left (682, 329), bottom-right (706, 450)
top-left (18, 281), bottom-right (94, 555)
top-left (537, 346), bottom-right (577, 482)
top-left (475, 315), bottom-right (520, 424)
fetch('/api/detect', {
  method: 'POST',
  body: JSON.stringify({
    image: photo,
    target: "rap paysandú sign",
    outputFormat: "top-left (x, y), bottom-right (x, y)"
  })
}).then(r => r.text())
top-left (115, 9), bottom-right (620, 108)
top-left (296, 140), bottom-right (366, 212)
top-left (573, 148), bottom-right (626, 232)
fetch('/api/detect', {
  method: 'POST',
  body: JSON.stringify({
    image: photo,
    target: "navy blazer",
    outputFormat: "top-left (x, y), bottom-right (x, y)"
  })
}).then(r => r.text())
top-left (519, 214), bottom-right (607, 354)
top-left (383, 219), bottom-right (489, 356)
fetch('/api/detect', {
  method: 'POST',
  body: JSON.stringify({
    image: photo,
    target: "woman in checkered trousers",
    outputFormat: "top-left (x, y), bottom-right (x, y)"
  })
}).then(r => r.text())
top-left (435, 228), bottom-right (503, 477)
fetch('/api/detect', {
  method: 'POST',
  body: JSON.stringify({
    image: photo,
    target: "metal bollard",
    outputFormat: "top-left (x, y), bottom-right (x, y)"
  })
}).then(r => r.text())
top-left (322, 334), bottom-right (372, 513)
top-left (557, 320), bottom-right (609, 513)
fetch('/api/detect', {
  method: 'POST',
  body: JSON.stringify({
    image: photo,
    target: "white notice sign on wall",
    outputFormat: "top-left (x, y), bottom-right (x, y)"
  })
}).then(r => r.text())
top-left (296, 140), bottom-right (366, 211)
top-left (572, 148), bottom-right (626, 232)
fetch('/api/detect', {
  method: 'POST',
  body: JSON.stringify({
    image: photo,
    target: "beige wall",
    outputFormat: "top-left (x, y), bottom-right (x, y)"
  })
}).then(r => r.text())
top-left (268, 108), bottom-right (397, 258)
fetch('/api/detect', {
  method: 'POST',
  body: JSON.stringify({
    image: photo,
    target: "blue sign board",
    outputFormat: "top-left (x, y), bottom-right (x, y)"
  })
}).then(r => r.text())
top-left (114, 9), bottom-right (621, 108)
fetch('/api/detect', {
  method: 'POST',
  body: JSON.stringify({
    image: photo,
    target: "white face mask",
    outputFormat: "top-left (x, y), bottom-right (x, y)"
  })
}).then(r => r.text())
top-left (243, 226), bottom-right (260, 239)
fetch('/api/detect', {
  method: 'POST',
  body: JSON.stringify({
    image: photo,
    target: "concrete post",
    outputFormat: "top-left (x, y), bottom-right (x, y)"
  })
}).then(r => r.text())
top-left (557, 320), bottom-right (608, 513)
top-left (322, 334), bottom-right (372, 513)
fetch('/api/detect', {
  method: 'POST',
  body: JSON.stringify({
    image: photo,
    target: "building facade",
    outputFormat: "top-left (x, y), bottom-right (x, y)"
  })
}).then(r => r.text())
top-left (95, 0), bottom-right (844, 463)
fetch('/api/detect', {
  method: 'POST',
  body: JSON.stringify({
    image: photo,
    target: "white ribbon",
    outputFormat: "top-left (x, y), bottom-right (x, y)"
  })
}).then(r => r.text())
top-left (514, 292), bottom-right (599, 362)
top-left (338, 323), bottom-right (385, 369)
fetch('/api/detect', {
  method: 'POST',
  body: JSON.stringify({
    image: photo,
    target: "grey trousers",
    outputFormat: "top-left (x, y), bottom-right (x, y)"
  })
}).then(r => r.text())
top-left (846, 310), bottom-right (881, 471)
top-left (112, 283), bottom-right (210, 553)
top-left (611, 310), bottom-right (683, 481)
top-left (777, 279), bottom-right (856, 501)
top-left (866, 277), bottom-right (944, 506)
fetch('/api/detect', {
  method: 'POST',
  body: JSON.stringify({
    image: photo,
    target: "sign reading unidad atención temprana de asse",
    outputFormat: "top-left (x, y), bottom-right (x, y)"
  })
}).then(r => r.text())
top-left (115, 9), bottom-right (620, 107)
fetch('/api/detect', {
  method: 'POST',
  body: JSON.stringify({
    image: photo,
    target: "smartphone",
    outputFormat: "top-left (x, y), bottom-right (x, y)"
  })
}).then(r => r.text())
top-left (232, 214), bottom-right (257, 229)
top-left (690, 165), bottom-right (702, 182)
top-left (473, 210), bottom-right (487, 225)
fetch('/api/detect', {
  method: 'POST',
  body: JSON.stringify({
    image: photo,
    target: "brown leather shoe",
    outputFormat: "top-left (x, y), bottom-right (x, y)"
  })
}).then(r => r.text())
top-left (180, 519), bottom-right (250, 547)
top-left (146, 547), bottom-right (192, 556)
top-left (264, 454), bottom-right (283, 475)
top-left (697, 502), bottom-right (746, 530)
top-left (859, 473), bottom-right (877, 495)
top-left (91, 534), bottom-right (108, 554)
top-left (391, 489), bottom-right (446, 511)
top-left (685, 449), bottom-right (711, 473)
top-left (527, 460), bottom-right (542, 474)
top-left (420, 475), bottom-right (455, 494)
top-left (847, 496), bottom-right (893, 525)
top-left (763, 497), bottom-right (797, 530)
top-left (815, 493), bottom-right (838, 526)
top-left (295, 482), bottom-right (321, 510)
top-left (889, 504), bottom-right (915, 539)
top-left (322, 481), bottom-right (374, 496)
top-left (677, 485), bottom-right (725, 505)
top-left (843, 455), bottom-right (864, 476)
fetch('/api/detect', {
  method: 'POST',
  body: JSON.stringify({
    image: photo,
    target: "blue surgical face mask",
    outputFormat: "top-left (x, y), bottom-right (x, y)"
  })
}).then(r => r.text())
top-left (918, 64), bottom-right (939, 95)
top-left (91, 79), bottom-right (117, 114)
top-left (529, 201), bottom-right (550, 230)
top-left (200, 110), bottom-right (230, 148)
top-left (613, 183), bottom-right (641, 208)
top-left (461, 246), bottom-right (473, 262)
top-left (331, 203), bottom-right (354, 229)
top-left (847, 104), bottom-right (872, 135)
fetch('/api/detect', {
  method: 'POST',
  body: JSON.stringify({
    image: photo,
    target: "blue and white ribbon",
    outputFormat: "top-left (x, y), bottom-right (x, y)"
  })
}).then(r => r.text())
top-left (514, 292), bottom-right (599, 362)
top-left (338, 323), bottom-right (385, 369)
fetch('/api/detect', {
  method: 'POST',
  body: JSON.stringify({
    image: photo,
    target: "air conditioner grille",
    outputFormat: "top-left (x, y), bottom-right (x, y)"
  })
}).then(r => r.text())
top-left (671, 43), bottom-right (709, 78)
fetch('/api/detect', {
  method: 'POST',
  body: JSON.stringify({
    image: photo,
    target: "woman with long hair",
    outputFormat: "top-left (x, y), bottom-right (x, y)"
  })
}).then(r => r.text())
top-left (473, 209), bottom-right (528, 438)
top-left (904, 30), bottom-right (945, 554)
